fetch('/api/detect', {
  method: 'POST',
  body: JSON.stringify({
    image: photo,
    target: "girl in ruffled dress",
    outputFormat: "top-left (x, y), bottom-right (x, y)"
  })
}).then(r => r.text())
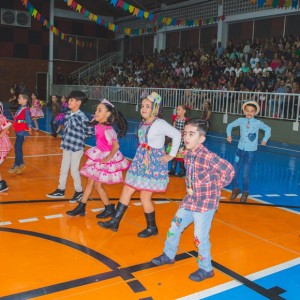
top-left (98, 92), bottom-right (181, 238)
top-left (0, 102), bottom-right (12, 192)
top-left (54, 95), bottom-right (68, 135)
top-left (30, 92), bottom-right (44, 130)
top-left (67, 99), bottom-right (130, 217)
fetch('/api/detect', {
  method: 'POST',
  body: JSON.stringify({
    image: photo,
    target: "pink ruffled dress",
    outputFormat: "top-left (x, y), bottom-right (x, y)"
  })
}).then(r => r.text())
top-left (0, 115), bottom-right (12, 164)
top-left (80, 124), bottom-right (130, 184)
top-left (30, 99), bottom-right (44, 119)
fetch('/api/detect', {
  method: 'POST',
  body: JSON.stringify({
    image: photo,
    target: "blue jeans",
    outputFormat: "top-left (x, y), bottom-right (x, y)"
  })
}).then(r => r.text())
top-left (231, 148), bottom-right (255, 192)
top-left (163, 208), bottom-right (216, 272)
top-left (14, 135), bottom-right (25, 166)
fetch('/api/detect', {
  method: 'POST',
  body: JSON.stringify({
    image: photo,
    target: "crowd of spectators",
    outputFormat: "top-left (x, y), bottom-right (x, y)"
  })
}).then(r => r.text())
top-left (70, 35), bottom-right (300, 119)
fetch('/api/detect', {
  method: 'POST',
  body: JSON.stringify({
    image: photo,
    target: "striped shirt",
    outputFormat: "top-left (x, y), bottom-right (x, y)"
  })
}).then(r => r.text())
top-left (61, 110), bottom-right (93, 152)
top-left (180, 144), bottom-right (234, 212)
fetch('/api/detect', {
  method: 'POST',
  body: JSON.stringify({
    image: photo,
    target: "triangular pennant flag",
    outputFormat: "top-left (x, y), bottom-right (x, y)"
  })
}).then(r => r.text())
top-left (117, 0), bottom-right (124, 8)
top-left (123, 2), bottom-right (129, 11)
top-left (76, 4), bottom-right (82, 12)
top-left (129, 5), bottom-right (134, 13)
top-left (133, 7), bottom-right (139, 16)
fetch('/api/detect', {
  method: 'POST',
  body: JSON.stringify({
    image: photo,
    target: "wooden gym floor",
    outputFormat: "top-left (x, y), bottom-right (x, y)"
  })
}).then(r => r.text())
top-left (0, 116), bottom-right (299, 300)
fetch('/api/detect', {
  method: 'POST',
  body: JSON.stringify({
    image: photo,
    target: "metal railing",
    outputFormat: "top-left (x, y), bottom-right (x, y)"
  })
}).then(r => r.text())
top-left (69, 52), bottom-right (122, 84)
top-left (52, 85), bottom-right (300, 121)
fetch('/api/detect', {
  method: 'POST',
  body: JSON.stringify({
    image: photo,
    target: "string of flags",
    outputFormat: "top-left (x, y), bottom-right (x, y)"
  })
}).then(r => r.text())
top-left (63, 0), bottom-right (225, 36)
top-left (20, 0), bottom-right (226, 48)
top-left (249, 0), bottom-right (300, 9)
top-left (104, 0), bottom-right (225, 27)
top-left (20, 0), bottom-right (94, 48)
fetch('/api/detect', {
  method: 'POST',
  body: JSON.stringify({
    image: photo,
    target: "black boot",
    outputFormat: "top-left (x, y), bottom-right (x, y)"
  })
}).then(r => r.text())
top-left (98, 202), bottom-right (127, 232)
top-left (66, 202), bottom-right (86, 216)
top-left (175, 161), bottom-right (186, 177)
top-left (230, 188), bottom-right (241, 201)
top-left (240, 192), bottom-right (249, 203)
top-left (96, 204), bottom-right (115, 219)
top-left (169, 160), bottom-right (177, 176)
top-left (138, 211), bottom-right (158, 238)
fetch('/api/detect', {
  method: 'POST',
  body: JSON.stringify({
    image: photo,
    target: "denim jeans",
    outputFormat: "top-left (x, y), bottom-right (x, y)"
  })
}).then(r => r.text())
top-left (231, 148), bottom-right (255, 192)
top-left (163, 208), bottom-right (216, 272)
top-left (14, 135), bottom-right (25, 166)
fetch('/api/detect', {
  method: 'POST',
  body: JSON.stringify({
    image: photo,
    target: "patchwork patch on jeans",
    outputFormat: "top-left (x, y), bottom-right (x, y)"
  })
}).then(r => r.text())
top-left (197, 255), bottom-right (206, 262)
top-left (167, 230), bottom-right (175, 238)
top-left (172, 215), bottom-right (182, 227)
top-left (194, 236), bottom-right (200, 247)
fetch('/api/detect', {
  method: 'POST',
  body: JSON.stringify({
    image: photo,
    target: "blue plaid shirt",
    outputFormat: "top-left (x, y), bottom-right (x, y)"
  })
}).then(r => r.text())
top-left (61, 110), bottom-right (93, 152)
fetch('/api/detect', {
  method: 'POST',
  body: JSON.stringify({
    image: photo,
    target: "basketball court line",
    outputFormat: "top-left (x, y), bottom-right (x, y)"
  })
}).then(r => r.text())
top-left (0, 225), bottom-right (292, 300)
top-left (179, 257), bottom-right (300, 300)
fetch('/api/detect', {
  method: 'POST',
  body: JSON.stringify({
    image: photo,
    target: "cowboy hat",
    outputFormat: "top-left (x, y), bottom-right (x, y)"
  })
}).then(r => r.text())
top-left (242, 100), bottom-right (260, 115)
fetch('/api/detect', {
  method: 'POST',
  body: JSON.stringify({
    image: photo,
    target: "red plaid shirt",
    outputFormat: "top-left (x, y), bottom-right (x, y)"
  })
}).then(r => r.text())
top-left (180, 144), bottom-right (234, 213)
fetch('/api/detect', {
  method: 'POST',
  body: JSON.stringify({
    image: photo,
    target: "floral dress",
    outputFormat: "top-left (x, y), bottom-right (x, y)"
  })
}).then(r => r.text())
top-left (80, 124), bottom-right (130, 184)
top-left (125, 120), bottom-right (169, 192)
top-left (0, 115), bottom-right (12, 164)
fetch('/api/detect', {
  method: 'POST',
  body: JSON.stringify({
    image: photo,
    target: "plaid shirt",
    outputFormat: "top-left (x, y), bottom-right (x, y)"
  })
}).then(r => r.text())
top-left (61, 110), bottom-right (93, 152)
top-left (180, 144), bottom-right (234, 213)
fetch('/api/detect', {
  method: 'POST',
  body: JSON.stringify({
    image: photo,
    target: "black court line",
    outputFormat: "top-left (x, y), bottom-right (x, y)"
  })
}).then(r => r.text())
top-left (0, 229), bottom-right (288, 299)
top-left (0, 228), bottom-right (147, 298)
top-left (1, 198), bottom-right (300, 210)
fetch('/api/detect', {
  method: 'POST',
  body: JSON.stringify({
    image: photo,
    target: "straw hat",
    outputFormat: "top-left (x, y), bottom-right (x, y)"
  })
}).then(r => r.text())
top-left (242, 101), bottom-right (260, 115)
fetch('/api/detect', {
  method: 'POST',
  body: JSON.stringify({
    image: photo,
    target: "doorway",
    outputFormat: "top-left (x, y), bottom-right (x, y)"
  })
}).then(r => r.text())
top-left (36, 72), bottom-right (49, 104)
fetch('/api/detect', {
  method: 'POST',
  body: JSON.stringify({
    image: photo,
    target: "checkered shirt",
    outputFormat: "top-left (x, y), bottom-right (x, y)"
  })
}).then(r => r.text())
top-left (61, 110), bottom-right (93, 152)
top-left (180, 144), bottom-right (234, 212)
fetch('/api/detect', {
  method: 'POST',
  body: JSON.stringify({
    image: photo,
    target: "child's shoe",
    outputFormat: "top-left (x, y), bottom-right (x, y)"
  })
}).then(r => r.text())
top-left (16, 164), bottom-right (26, 175)
top-left (230, 188), bottom-right (241, 200)
top-left (66, 202), bottom-right (86, 216)
top-left (96, 204), bottom-right (115, 218)
top-left (189, 269), bottom-right (214, 282)
top-left (8, 165), bottom-right (18, 174)
top-left (69, 191), bottom-right (84, 203)
top-left (151, 253), bottom-right (175, 266)
top-left (47, 189), bottom-right (65, 198)
top-left (240, 192), bottom-right (249, 203)
top-left (0, 180), bottom-right (8, 193)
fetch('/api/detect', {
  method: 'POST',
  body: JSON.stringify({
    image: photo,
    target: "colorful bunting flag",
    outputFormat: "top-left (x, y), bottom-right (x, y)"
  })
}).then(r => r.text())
top-left (20, 0), bottom-right (93, 48)
top-left (249, 0), bottom-right (299, 8)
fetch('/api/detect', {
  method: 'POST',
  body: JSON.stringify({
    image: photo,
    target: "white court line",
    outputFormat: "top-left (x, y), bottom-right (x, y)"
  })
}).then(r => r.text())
top-left (91, 208), bottom-right (104, 212)
top-left (0, 221), bottom-right (12, 226)
top-left (177, 257), bottom-right (300, 300)
top-left (154, 200), bottom-right (170, 204)
top-left (207, 133), bottom-right (300, 154)
top-left (222, 188), bottom-right (300, 215)
top-left (19, 217), bottom-right (39, 223)
top-left (265, 194), bottom-right (281, 197)
top-left (44, 214), bottom-right (63, 220)
top-left (6, 153), bottom-right (62, 160)
top-left (284, 194), bottom-right (298, 197)
top-left (249, 194), bottom-right (262, 197)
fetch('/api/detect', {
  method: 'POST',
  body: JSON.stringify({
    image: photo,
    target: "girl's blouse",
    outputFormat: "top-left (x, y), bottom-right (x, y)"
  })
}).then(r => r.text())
top-left (145, 119), bottom-right (181, 157)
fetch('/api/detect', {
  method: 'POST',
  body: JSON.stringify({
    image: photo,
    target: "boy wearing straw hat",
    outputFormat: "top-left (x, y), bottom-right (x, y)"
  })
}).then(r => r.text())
top-left (226, 101), bottom-right (271, 203)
